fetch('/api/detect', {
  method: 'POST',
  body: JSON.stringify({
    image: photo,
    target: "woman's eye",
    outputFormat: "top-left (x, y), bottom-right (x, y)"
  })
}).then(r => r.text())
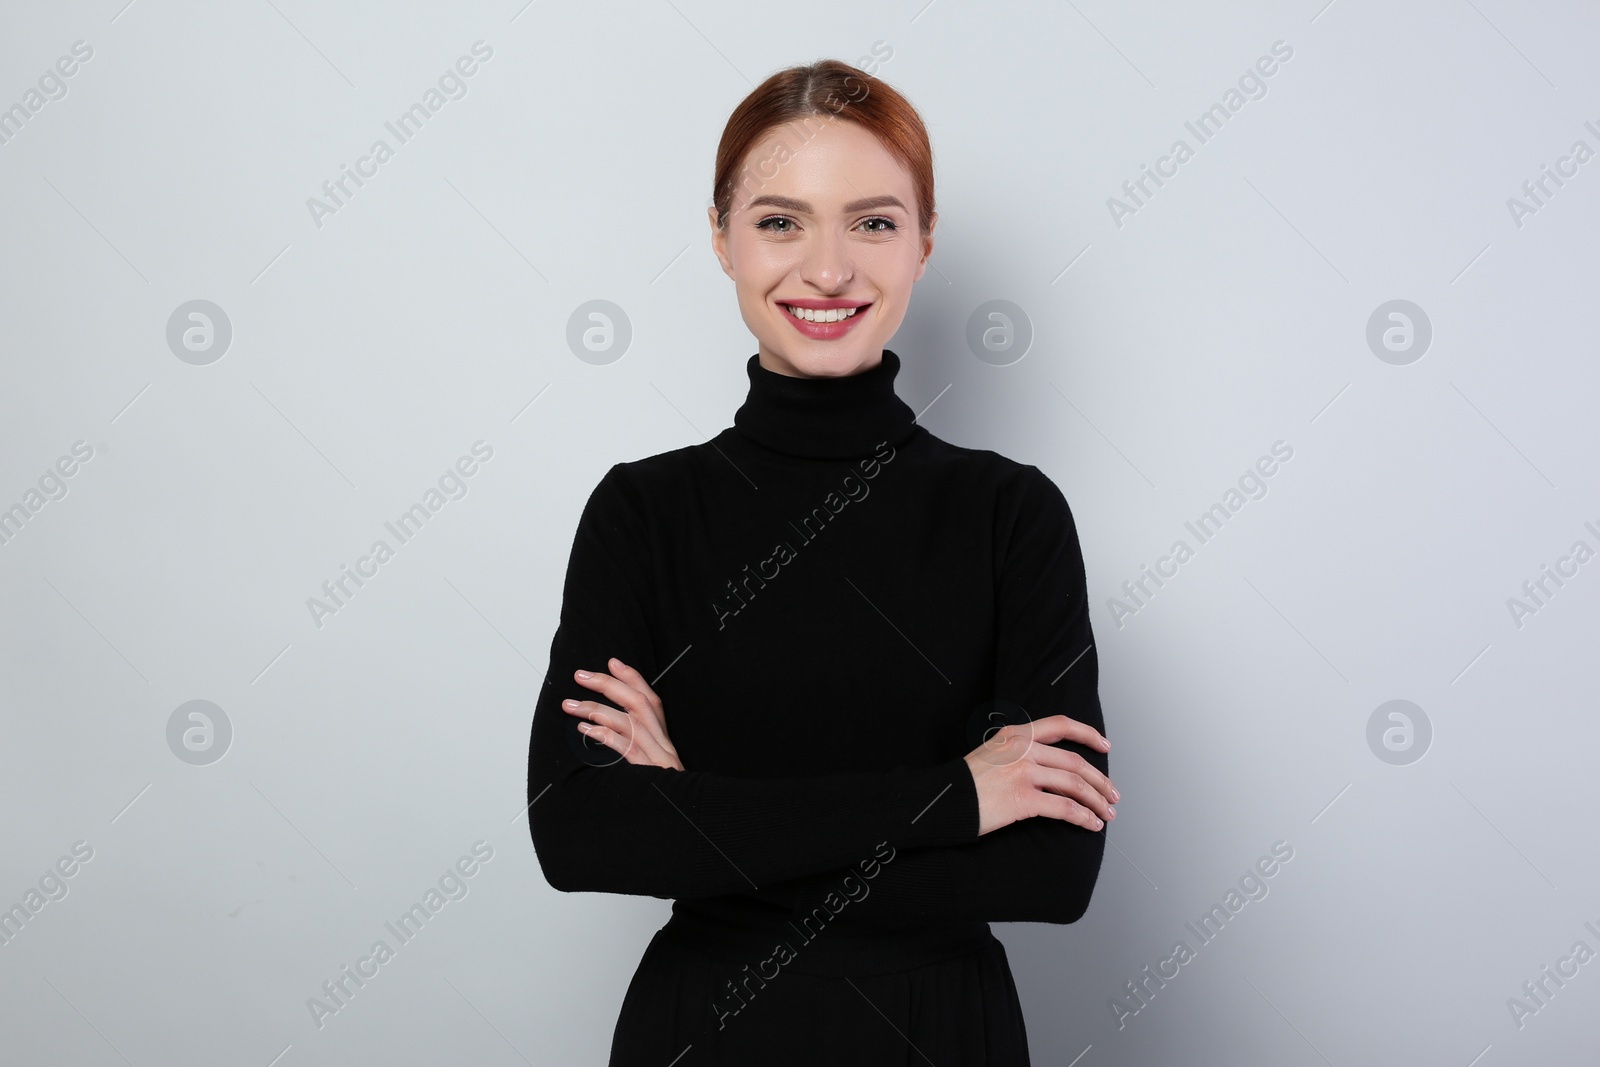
top-left (860, 216), bottom-right (897, 233)
top-left (756, 216), bottom-right (794, 233)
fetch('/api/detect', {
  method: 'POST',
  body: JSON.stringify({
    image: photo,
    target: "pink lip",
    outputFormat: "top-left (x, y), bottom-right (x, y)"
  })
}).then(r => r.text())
top-left (777, 300), bottom-right (872, 340)
top-left (782, 298), bottom-right (871, 310)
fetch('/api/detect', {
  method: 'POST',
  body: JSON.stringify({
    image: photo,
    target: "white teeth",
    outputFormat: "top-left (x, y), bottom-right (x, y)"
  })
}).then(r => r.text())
top-left (784, 304), bottom-right (861, 323)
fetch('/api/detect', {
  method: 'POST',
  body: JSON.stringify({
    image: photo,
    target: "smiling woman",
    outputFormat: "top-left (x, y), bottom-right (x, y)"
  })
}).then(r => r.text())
top-left (707, 64), bottom-right (937, 380)
top-left (527, 59), bottom-right (1118, 1066)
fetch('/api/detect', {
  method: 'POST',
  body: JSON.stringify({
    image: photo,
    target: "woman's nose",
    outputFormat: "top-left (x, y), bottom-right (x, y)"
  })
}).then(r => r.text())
top-left (801, 229), bottom-right (853, 289)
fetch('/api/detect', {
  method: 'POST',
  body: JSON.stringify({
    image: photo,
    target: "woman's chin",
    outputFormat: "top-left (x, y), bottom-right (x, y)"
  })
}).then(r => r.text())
top-left (761, 337), bottom-right (884, 379)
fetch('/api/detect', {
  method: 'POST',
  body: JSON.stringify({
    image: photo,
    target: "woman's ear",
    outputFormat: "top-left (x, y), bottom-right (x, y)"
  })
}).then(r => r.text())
top-left (708, 205), bottom-right (735, 279)
top-left (914, 209), bottom-right (937, 282)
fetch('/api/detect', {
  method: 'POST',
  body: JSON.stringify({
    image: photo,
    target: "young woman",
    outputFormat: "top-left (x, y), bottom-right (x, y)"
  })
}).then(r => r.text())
top-left (527, 59), bottom-right (1119, 1065)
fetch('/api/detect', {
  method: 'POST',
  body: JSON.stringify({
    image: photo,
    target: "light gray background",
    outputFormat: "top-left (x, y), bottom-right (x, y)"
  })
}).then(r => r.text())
top-left (2, 1), bottom-right (1596, 1064)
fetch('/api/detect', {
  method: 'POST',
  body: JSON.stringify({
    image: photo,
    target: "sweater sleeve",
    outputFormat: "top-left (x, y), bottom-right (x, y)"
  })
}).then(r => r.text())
top-left (780, 464), bottom-right (1110, 926)
top-left (526, 463), bottom-right (980, 899)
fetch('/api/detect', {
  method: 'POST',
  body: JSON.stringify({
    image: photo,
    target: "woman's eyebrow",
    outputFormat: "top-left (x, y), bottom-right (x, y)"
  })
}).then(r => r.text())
top-left (746, 194), bottom-right (908, 213)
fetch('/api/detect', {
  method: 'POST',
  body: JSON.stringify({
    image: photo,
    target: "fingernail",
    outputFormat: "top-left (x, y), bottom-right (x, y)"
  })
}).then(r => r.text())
top-left (577, 723), bottom-right (593, 734)
top-left (575, 670), bottom-right (592, 679)
top-left (563, 699), bottom-right (578, 708)
top-left (1111, 789), bottom-right (1120, 801)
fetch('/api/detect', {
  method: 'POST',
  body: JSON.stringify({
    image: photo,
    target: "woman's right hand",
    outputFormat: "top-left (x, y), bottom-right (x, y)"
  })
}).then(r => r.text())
top-left (962, 715), bottom-right (1117, 836)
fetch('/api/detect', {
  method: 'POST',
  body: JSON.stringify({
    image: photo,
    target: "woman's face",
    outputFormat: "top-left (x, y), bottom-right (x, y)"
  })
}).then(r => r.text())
top-left (709, 117), bottom-right (936, 379)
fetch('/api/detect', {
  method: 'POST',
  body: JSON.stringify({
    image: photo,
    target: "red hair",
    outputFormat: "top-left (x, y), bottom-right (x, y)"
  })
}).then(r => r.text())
top-left (712, 59), bottom-right (935, 235)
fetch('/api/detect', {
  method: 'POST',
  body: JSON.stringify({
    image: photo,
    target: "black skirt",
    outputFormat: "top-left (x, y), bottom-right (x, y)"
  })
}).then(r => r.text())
top-left (608, 909), bottom-right (1032, 1065)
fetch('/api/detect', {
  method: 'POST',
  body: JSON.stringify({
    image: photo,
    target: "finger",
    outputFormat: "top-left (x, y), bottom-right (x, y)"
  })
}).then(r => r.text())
top-left (589, 719), bottom-right (682, 770)
top-left (575, 671), bottom-right (671, 740)
top-left (564, 700), bottom-right (673, 768)
top-left (1030, 764), bottom-right (1116, 822)
top-left (577, 665), bottom-right (675, 755)
top-left (599, 660), bottom-right (674, 747)
top-left (1025, 713), bottom-right (1111, 752)
top-left (970, 725), bottom-right (1035, 768)
top-left (568, 679), bottom-right (673, 757)
top-left (573, 670), bottom-right (646, 713)
top-left (1027, 743), bottom-right (1119, 803)
top-left (1033, 790), bottom-right (1105, 831)
top-left (575, 722), bottom-right (651, 766)
top-left (606, 658), bottom-right (662, 711)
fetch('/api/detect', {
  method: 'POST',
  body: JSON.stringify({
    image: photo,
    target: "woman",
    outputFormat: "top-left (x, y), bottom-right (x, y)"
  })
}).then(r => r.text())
top-left (527, 59), bottom-right (1119, 1065)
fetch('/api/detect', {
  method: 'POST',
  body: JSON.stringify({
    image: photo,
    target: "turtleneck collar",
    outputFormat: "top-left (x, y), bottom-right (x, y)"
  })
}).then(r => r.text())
top-left (732, 348), bottom-right (920, 460)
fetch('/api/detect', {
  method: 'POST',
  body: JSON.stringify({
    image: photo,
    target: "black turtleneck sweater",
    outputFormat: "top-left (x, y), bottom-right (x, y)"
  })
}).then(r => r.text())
top-left (526, 348), bottom-right (1108, 936)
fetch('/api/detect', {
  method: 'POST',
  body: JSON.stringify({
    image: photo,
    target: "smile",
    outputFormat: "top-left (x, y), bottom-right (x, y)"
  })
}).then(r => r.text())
top-left (782, 304), bottom-right (864, 323)
top-left (777, 301), bottom-right (873, 339)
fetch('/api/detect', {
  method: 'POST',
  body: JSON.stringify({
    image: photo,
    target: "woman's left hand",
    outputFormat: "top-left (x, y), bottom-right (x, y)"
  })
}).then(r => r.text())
top-left (561, 657), bottom-right (684, 770)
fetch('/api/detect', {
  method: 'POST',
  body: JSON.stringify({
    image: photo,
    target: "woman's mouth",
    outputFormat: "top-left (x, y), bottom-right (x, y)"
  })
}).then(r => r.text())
top-left (778, 301), bottom-right (872, 339)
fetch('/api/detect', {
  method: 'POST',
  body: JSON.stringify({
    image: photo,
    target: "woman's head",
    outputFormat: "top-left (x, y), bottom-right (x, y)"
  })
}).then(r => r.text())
top-left (709, 60), bottom-right (937, 379)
